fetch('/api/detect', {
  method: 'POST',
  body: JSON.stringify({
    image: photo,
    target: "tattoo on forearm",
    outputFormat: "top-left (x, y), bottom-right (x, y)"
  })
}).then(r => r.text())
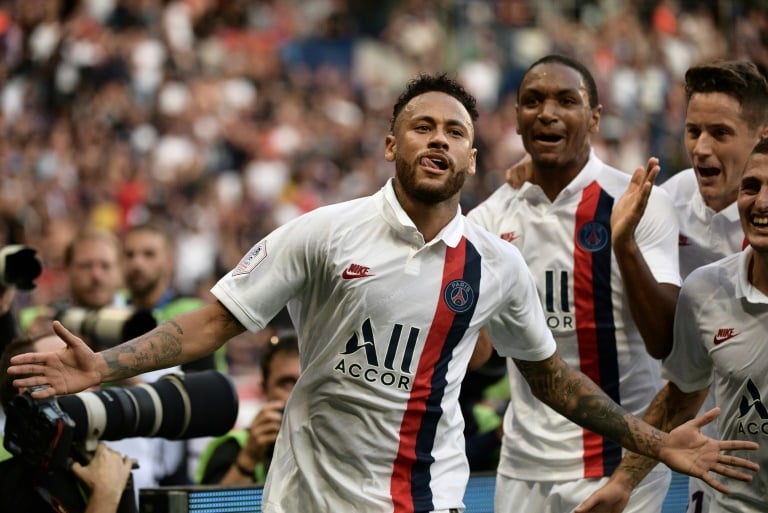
top-left (103, 323), bottom-right (183, 379)
top-left (515, 355), bottom-right (666, 458)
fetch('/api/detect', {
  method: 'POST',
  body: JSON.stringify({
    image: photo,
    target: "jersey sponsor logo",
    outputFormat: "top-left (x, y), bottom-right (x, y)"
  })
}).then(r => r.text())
top-left (737, 379), bottom-right (768, 436)
top-left (232, 241), bottom-right (267, 276)
top-left (443, 279), bottom-right (475, 314)
top-left (678, 234), bottom-right (692, 246)
top-left (334, 318), bottom-right (417, 391)
top-left (500, 231), bottom-right (519, 243)
top-left (342, 263), bottom-right (375, 279)
top-left (543, 270), bottom-right (573, 329)
top-left (713, 328), bottom-right (738, 345)
top-left (577, 222), bottom-right (609, 252)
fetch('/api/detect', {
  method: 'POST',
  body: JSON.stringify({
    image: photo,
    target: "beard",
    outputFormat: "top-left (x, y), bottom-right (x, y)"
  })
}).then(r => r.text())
top-left (394, 155), bottom-right (468, 204)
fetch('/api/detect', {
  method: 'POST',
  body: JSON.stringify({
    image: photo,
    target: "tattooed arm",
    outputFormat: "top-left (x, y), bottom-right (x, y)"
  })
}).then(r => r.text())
top-left (514, 352), bottom-right (757, 494)
top-left (573, 383), bottom-right (709, 513)
top-left (8, 301), bottom-right (245, 398)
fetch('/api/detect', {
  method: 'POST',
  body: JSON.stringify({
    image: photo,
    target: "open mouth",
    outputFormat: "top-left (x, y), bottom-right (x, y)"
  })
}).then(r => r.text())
top-left (752, 215), bottom-right (768, 227)
top-left (696, 166), bottom-right (721, 178)
top-left (534, 133), bottom-right (564, 145)
top-left (421, 155), bottom-right (449, 171)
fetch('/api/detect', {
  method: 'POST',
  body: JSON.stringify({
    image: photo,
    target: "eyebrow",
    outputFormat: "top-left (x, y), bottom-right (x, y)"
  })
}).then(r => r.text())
top-left (409, 114), bottom-right (471, 130)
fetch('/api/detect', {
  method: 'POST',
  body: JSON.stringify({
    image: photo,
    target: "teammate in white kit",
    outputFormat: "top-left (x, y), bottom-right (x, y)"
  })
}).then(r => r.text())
top-left (660, 60), bottom-right (768, 513)
top-left (469, 54), bottom-right (680, 513)
top-left (578, 137), bottom-right (768, 513)
top-left (7, 74), bottom-right (759, 513)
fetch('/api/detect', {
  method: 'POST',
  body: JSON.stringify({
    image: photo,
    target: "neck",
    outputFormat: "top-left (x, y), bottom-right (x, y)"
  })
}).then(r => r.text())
top-left (530, 151), bottom-right (590, 202)
top-left (392, 182), bottom-right (459, 243)
top-left (133, 286), bottom-right (170, 309)
top-left (748, 250), bottom-right (768, 296)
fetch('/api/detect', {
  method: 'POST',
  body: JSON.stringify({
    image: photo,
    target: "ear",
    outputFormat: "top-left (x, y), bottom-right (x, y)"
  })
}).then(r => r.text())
top-left (384, 134), bottom-right (396, 162)
top-left (468, 148), bottom-right (478, 176)
top-left (589, 104), bottom-right (602, 134)
top-left (758, 123), bottom-right (768, 140)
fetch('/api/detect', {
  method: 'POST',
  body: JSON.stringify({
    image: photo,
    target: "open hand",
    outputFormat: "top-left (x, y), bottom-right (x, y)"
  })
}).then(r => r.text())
top-left (661, 407), bottom-right (759, 494)
top-left (8, 320), bottom-right (102, 398)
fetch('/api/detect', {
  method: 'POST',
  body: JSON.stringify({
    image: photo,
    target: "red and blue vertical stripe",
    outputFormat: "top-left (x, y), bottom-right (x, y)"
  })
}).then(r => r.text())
top-left (390, 237), bottom-right (481, 513)
top-left (573, 181), bottom-right (622, 478)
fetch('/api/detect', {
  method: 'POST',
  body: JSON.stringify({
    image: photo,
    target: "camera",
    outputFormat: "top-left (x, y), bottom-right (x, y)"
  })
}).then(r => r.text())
top-left (0, 245), bottom-right (42, 290)
top-left (57, 307), bottom-right (158, 350)
top-left (3, 370), bottom-right (239, 470)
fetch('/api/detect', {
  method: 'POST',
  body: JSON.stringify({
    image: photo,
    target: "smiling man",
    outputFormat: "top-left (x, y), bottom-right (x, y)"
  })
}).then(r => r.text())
top-left (469, 54), bottom-right (682, 513)
top-left (577, 137), bottom-right (768, 513)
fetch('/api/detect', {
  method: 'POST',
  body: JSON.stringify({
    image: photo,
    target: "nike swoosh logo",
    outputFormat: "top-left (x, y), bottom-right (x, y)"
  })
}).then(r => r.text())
top-left (342, 270), bottom-right (373, 279)
top-left (713, 333), bottom-right (737, 345)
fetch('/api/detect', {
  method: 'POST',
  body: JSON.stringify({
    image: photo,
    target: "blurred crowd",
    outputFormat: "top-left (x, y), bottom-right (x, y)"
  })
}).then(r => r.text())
top-left (1, 0), bottom-right (767, 370)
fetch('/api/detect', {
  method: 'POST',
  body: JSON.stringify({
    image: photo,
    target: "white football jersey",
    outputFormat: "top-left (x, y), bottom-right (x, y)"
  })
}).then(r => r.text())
top-left (469, 152), bottom-right (680, 481)
top-left (661, 168), bottom-right (744, 279)
top-left (664, 248), bottom-right (768, 512)
top-left (212, 179), bottom-right (557, 512)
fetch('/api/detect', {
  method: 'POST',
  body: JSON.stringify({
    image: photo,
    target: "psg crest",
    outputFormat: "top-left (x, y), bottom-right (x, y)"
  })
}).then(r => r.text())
top-left (577, 221), bottom-right (609, 252)
top-left (444, 279), bottom-right (475, 314)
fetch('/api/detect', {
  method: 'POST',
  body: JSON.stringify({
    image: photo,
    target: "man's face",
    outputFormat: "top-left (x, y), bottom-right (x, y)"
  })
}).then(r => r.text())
top-left (123, 230), bottom-right (172, 298)
top-left (68, 238), bottom-right (122, 308)
top-left (738, 152), bottom-right (768, 254)
top-left (685, 92), bottom-right (764, 213)
top-left (385, 91), bottom-right (477, 204)
top-left (264, 351), bottom-right (300, 403)
top-left (516, 62), bottom-right (599, 176)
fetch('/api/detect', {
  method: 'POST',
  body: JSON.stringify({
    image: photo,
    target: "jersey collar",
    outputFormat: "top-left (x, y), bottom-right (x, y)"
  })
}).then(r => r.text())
top-left (519, 149), bottom-right (602, 202)
top-left (736, 247), bottom-right (768, 304)
top-left (380, 178), bottom-right (464, 248)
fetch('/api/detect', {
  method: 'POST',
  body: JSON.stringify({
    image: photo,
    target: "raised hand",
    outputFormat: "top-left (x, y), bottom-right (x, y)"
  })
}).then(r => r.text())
top-left (611, 157), bottom-right (660, 249)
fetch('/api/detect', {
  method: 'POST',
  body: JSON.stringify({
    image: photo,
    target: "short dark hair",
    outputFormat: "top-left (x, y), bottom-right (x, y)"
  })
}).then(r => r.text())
top-left (749, 137), bottom-right (768, 158)
top-left (261, 332), bottom-right (299, 385)
top-left (390, 73), bottom-right (479, 133)
top-left (519, 54), bottom-right (600, 109)
top-left (685, 60), bottom-right (768, 131)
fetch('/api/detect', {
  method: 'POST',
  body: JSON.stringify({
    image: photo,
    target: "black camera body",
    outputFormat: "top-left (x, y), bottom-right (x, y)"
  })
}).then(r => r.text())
top-left (0, 245), bottom-right (42, 290)
top-left (3, 370), bottom-right (239, 472)
top-left (3, 386), bottom-right (75, 471)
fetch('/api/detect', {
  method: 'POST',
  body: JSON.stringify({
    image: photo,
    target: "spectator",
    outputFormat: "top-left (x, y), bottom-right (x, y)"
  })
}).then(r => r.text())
top-left (196, 332), bottom-right (299, 485)
top-left (0, 332), bottom-right (134, 513)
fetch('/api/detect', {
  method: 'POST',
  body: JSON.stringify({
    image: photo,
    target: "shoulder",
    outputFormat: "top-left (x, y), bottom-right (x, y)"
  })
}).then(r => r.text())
top-left (467, 184), bottom-right (517, 228)
top-left (463, 218), bottom-right (527, 267)
top-left (660, 168), bottom-right (696, 191)
top-left (681, 253), bottom-right (740, 298)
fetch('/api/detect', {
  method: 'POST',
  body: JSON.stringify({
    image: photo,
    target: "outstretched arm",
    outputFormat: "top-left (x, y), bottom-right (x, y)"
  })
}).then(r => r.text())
top-left (515, 353), bottom-right (758, 489)
top-left (573, 383), bottom-right (710, 512)
top-left (9, 301), bottom-right (245, 398)
top-left (611, 157), bottom-right (680, 359)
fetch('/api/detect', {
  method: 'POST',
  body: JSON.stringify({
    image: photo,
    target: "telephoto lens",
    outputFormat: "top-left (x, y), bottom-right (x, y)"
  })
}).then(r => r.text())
top-left (57, 370), bottom-right (239, 443)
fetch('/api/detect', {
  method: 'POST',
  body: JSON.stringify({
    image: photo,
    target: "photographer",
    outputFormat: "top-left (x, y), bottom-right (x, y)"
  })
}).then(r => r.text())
top-left (0, 333), bottom-right (134, 513)
top-left (19, 227), bottom-right (186, 495)
top-left (196, 332), bottom-right (299, 485)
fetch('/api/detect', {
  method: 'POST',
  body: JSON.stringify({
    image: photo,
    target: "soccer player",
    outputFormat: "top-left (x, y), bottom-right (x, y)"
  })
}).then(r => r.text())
top-left (469, 54), bottom-right (681, 513)
top-left (576, 137), bottom-right (768, 513)
top-left (8, 73), bottom-right (759, 513)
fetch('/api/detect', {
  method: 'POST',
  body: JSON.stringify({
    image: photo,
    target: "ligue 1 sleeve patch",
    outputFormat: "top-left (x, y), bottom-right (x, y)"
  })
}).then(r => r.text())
top-left (232, 241), bottom-right (267, 276)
